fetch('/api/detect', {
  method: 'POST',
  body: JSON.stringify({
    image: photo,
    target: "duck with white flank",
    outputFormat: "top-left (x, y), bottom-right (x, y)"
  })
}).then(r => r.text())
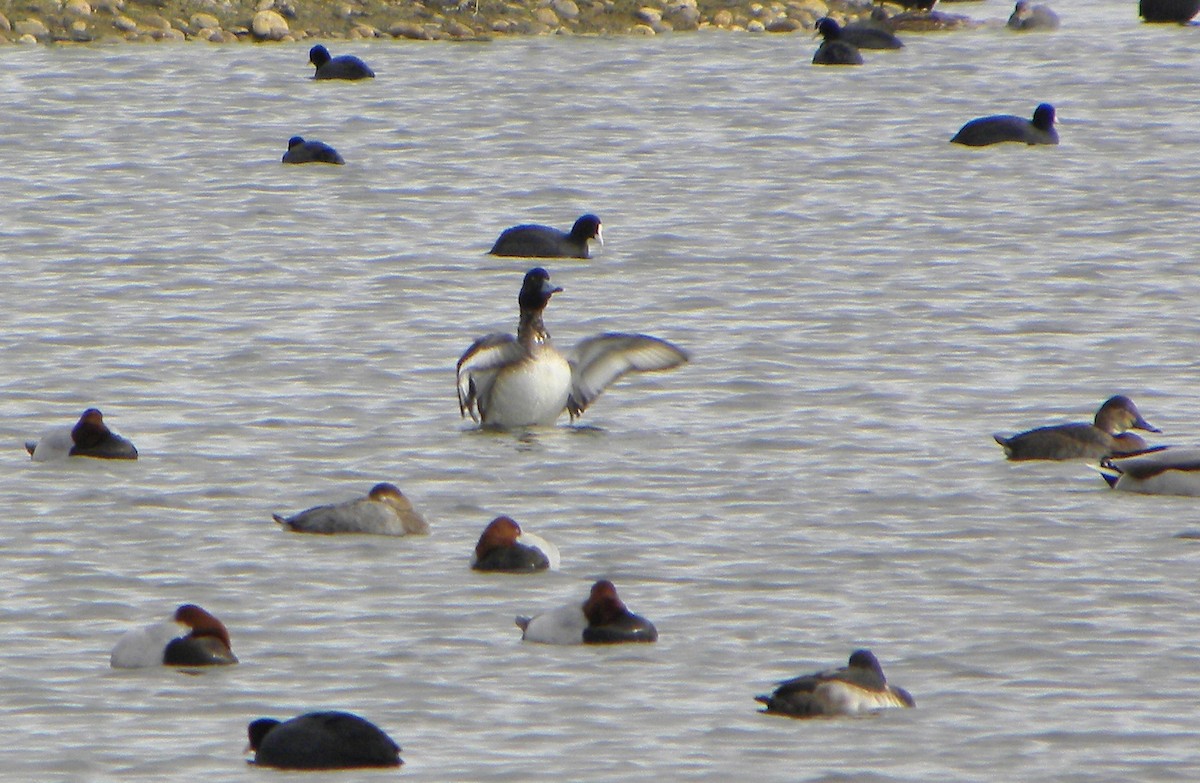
top-left (456, 268), bottom-right (688, 430)
top-left (517, 579), bottom-right (657, 644)
top-left (110, 604), bottom-right (237, 668)
top-left (756, 649), bottom-right (914, 718)
top-left (994, 395), bottom-right (1160, 461)
top-left (1096, 449), bottom-right (1200, 497)
top-left (26, 408), bottom-right (138, 461)
top-left (471, 515), bottom-right (560, 572)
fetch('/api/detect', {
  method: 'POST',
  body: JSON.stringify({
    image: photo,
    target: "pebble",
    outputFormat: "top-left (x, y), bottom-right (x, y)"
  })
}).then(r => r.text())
top-left (190, 13), bottom-right (219, 29)
top-left (552, 0), bottom-right (579, 19)
top-left (635, 6), bottom-right (661, 23)
top-left (251, 8), bottom-right (289, 39)
top-left (389, 21), bottom-right (433, 38)
top-left (764, 16), bottom-right (800, 31)
top-left (15, 18), bottom-right (49, 38)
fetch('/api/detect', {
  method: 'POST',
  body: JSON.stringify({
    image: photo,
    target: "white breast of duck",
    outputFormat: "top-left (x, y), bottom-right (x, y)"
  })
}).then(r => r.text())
top-left (482, 344), bottom-right (572, 428)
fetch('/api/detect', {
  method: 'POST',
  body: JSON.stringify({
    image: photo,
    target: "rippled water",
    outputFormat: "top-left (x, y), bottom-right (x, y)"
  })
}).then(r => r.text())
top-left (2, 1), bottom-right (1200, 779)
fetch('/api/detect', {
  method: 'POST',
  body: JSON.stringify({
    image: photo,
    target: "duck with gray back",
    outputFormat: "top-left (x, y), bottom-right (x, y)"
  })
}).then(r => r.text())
top-left (308, 45), bottom-right (375, 80)
top-left (756, 649), bottom-right (915, 718)
top-left (994, 395), bottom-right (1160, 461)
top-left (282, 136), bottom-right (344, 165)
top-left (456, 268), bottom-right (689, 430)
top-left (489, 214), bottom-right (602, 259)
top-left (273, 483), bottom-right (430, 535)
top-left (812, 18), bottom-right (865, 65)
top-left (951, 104), bottom-right (1058, 146)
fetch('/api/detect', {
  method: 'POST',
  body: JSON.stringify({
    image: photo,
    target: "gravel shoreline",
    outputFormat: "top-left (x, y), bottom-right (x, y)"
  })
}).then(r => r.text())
top-left (0, 0), bottom-right (977, 45)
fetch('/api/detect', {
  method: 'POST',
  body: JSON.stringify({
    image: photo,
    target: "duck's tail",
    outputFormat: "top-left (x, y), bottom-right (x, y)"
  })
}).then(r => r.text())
top-left (1089, 460), bottom-right (1121, 489)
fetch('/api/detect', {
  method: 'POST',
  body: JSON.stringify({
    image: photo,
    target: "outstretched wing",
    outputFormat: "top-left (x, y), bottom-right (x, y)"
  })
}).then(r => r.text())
top-left (456, 334), bottom-right (523, 422)
top-left (566, 332), bottom-right (689, 419)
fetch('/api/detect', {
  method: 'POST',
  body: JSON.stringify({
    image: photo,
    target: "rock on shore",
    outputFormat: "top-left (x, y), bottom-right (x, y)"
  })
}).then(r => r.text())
top-left (0, 0), bottom-right (973, 44)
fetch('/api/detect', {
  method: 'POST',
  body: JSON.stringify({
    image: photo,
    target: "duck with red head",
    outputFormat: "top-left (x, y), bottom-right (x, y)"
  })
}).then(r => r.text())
top-left (247, 711), bottom-right (401, 769)
top-left (516, 579), bottom-right (657, 644)
top-left (756, 649), bottom-right (914, 718)
top-left (471, 515), bottom-right (560, 572)
top-left (110, 604), bottom-right (238, 668)
top-left (26, 408), bottom-right (138, 461)
top-left (273, 482), bottom-right (430, 536)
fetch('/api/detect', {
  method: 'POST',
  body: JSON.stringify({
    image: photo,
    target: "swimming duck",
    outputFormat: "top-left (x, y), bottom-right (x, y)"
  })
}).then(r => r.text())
top-left (110, 604), bottom-right (238, 668)
top-left (26, 408), bottom-right (138, 461)
top-left (282, 136), bottom-right (344, 165)
top-left (471, 515), bottom-right (561, 572)
top-left (755, 649), bottom-right (915, 718)
top-left (308, 44), bottom-right (375, 80)
top-left (516, 579), bottom-right (658, 644)
top-left (951, 103), bottom-right (1059, 146)
top-left (840, 11), bottom-right (905, 49)
top-left (456, 268), bottom-right (689, 430)
top-left (248, 711), bottom-right (401, 769)
top-left (273, 482), bottom-right (430, 536)
top-left (1139, 0), bottom-right (1200, 22)
top-left (1096, 449), bottom-right (1200, 497)
top-left (813, 18), bottom-right (865, 65)
top-left (489, 214), bottom-right (603, 259)
top-left (994, 395), bottom-right (1160, 461)
top-left (1007, 1), bottom-right (1060, 30)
